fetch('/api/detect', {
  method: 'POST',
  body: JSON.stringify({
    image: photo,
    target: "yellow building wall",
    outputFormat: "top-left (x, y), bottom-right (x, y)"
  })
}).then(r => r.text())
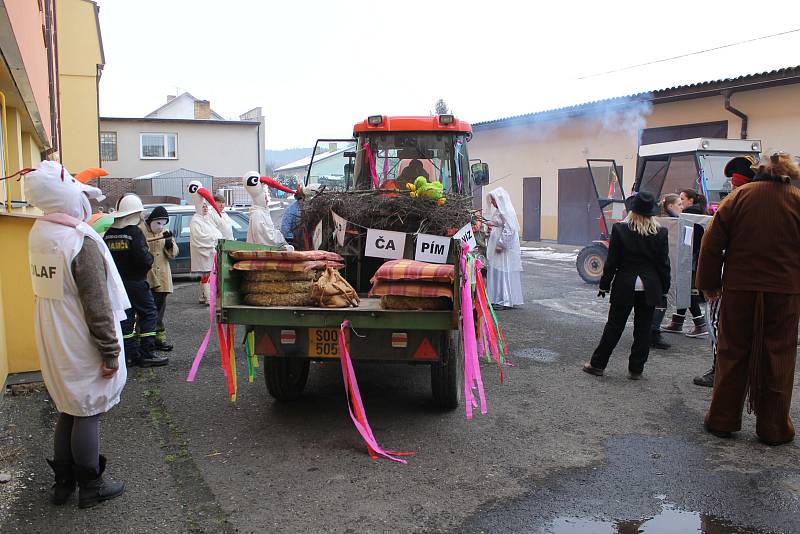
top-left (469, 83), bottom-right (800, 241)
top-left (57, 0), bottom-right (103, 172)
top-left (0, 213), bottom-right (39, 374)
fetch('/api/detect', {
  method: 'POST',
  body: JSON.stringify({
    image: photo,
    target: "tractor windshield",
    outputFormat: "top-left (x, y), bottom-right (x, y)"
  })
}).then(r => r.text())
top-left (354, 132), bottom-right (470, 194)
top-left (698, 153), bottom-right (739, 204)
top-left (304, 139), bottom-right (357, 191)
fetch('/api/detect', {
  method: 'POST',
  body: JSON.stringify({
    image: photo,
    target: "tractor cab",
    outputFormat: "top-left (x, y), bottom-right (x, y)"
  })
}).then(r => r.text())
top-left (634, 138), bottom-right (762, 210)
top-left (304, 115), bottom-right (488, 195)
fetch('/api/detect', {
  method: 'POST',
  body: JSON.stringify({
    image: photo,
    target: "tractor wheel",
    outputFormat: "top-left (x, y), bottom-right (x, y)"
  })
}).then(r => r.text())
top-left (576, 245), bottom-right (608, 284)
top-left (264, 357), bottom-right (309, 401)
top-left (431, 331), bottom-right (464, 410)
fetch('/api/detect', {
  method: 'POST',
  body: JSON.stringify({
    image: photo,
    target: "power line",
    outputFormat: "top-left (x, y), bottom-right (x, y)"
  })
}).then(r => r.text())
top-left (578, 28), bottom-right (800, 80)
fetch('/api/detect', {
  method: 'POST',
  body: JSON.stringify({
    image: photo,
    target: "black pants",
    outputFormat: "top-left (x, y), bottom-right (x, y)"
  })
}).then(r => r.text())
top-left (591, 292), bottom-right (655, 374)
top-left (152, 291), bottom-right (167, 332)
top-left (677, 294), bottom-right (704, 318)
top-left (122, 280), bottom-right (158, 362)
top-left (651, 300), bottom-right (667, 336)
top-left (54, 413), bottom-right (100, 469)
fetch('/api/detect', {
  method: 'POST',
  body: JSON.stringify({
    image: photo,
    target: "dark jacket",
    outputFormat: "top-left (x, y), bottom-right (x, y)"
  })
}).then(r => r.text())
top-left (600, 222), bottom-right (671, 307)
top-left (682, 204), bottom-right (706, 275)
top-left (697, 179), bottom-right (800, 294)
top-left (104, 224), bottom-right (154, 282)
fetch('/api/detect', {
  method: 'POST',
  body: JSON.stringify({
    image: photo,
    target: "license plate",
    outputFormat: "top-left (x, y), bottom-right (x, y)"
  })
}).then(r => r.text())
top-left (308, 328), bottom-right (347, 358)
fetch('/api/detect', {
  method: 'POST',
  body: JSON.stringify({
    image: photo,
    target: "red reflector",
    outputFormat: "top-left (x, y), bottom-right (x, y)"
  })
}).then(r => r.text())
top-left (256, 332), bottom-right (277, 356)
top-left (413, 337), bottom-right (437, 360)
top-left (280, 330), bottom-right (296, 345)
top-left (391, 333), bottom-right (408, 348)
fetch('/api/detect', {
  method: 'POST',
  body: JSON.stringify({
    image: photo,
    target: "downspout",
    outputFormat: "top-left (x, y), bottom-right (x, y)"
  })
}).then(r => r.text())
top-left (44, 0), bottom-right (59, 154)
top-left (51, 0), bottom-right (63, 158)
top-left (0, 91), bottom-right (10, 212)
top-left (723, 90), bottom-right (748, 140)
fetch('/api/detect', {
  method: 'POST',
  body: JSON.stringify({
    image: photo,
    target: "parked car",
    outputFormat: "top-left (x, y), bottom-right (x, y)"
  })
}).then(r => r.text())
top-left (156, 205), bottom-right (250, 275)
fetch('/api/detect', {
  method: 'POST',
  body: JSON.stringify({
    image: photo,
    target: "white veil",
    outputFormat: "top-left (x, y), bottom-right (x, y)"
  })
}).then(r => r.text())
top-left (488, 187), bottom-right (519, 233)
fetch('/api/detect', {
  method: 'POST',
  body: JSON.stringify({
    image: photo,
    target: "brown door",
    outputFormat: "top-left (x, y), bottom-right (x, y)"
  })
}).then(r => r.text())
top-left (558, 167), bottom-right (601, 245)
top-left (523, 177), bottom-right (541, 241)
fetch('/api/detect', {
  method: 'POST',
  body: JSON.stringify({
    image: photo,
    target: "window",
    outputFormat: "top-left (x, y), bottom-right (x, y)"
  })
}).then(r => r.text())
top-left (99, 132), bottom-right (117, 161)
top-left (140, 133), bottom-right (177, 159)
top-left (179, 214), bottom-right (192, 237)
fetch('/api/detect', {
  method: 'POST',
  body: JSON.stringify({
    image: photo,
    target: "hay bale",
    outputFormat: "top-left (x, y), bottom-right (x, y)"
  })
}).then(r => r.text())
top-left (241, 280), bottom-right (314, 294)
top-left (379, 295), bottom-right (452, 311)
top-left (243, 292), bottom-right (314, 307)
top-left (243, 271), bottom-right (317, 282)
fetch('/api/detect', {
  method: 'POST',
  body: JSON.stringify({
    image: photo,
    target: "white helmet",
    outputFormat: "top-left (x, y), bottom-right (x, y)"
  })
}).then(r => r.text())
top-left (114, 193), bottom-right (144, 219)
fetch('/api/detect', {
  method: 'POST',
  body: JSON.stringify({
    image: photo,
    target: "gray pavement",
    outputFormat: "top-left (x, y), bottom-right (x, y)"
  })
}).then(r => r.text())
top-left (1, 242), bottom-right (798, 533)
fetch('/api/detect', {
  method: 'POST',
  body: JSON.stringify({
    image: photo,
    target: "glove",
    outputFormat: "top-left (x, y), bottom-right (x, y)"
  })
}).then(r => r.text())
top-left (597, 290), bottom-right (607, 298)
top-left (162, 230), bottom-right (173, 240)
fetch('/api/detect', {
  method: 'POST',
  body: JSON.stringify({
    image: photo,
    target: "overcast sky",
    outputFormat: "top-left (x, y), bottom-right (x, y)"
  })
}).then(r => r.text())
top-left (97, 0), bottom-right (800, 150)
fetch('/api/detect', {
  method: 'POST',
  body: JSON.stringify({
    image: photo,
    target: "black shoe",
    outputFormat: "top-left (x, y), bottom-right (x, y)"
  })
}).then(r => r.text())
top-left (46, 459), bottom-right (75, 505)
top-left (704, 423), bottom-right (733, 439)
top-left (628, 372), bottom-right (643, 380)
top-left (650, 333), bottom-right (671, 350)
top-left (74, 455), bottom-right (124, 509)
top-left (582, 363), bottom-right (604, 376)
top-left (139, 354), bottom-right (169, 367)
top-left (154, 341), bottom-right (174, 352)
top-left (125, 358), bottom-right (140, 368)
top-left (693, 369), bottom-right (714, 387)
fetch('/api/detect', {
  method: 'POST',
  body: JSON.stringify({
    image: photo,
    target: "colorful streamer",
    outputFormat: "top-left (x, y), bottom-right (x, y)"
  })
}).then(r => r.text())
top-left (338, 320), bottom-right (414, 463)
top-left (460, 244), bottom-right (487, 419)
top-left (186, 256), bottom-right (219, 382)
top-left (363, 142), bottom-right (380, 189)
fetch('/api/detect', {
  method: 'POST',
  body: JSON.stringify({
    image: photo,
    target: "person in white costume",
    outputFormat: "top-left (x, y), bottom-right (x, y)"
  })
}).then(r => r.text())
top-left (212, 192), bottom-right (235, 240)
top-left (24, 161), bottom-right (127, 508)
top-left (242, 171), bottom-right (292, 248)
top-left (486, 187), bottom-right (524, 308)
top-left (187, 180), bottom-right (223, 304)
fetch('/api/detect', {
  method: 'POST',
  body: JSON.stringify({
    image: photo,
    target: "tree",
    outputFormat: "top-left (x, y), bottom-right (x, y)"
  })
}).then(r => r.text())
top-left (434, 98), bottom-right (450, 115)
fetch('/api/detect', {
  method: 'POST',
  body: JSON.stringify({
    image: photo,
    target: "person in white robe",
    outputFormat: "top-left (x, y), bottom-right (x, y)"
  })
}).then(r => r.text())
top-left (243, 171), bottom-right (292, 249)
top-left (187, 180), bottom-right (223, 304)
top-left (486, 187), bottom-right (524, 308)
top-left (25, 161), bottom-right (127, 508)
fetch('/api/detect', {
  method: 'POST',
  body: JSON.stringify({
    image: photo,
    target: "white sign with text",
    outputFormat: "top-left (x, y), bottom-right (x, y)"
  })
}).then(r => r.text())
top-left (414, 233), bottom-right (451, 264)
top-left (30, 253), bottom-right (65, 300)
top-left (453, 223), bottom-right (477, 251)
top-left (365, 229), bottom-right (406, 259)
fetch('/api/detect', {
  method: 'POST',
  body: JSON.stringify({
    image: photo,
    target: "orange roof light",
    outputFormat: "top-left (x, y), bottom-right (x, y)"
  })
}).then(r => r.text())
top-left (353, 115), bottom-right (472, 136)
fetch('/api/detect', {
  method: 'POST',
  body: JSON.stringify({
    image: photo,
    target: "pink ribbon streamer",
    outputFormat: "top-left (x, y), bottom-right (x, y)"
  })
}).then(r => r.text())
top-left (187, 255), bottom-right (218, 382)
top-left (363, 143), bottom-right (380, 189)
top-left (338, 320), bottom-right (413, 463)
top-left (460, 245), bottom-right (487, 419)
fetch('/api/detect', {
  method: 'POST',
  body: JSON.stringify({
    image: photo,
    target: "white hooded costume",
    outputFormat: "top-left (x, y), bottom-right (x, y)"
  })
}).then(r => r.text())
top-left (486, 187), bottom-right (524, 307)
top-left (25, 161), bottom-right (130, 416)
top-left (243, 171), bottom-right (290, 248)
top-left (187, 180), bottom-right (223, 273)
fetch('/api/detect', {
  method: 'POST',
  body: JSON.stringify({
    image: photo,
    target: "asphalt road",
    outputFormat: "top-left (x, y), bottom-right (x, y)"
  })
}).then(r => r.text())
top-left (1, 243), bottom-right (799, 533)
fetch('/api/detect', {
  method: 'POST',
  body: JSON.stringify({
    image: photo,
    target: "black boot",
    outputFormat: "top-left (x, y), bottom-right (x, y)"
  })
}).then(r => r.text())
top-left (139, 335), bottom-right (169, 367)
top-left (123, 335), bottom-right (140, 367)
top-left (650, 331), bottom-right (671, 350)
top-left (154, 330), bottom-right (173, 352)
top-left (46, 459), bottom-right (75, 505)
top-left (693, 367), bottom-right (715, 387)
top-left (74, 455), bottom-right (124, 509)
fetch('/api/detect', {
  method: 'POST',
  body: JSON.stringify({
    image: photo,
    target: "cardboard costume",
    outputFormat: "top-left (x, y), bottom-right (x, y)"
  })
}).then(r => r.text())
top-left (25, 161), bottom-right (130, 416)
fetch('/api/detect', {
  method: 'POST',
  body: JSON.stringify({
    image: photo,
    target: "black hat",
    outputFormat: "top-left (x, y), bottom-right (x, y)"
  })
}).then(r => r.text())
top-left (723, 156), bottom-right (757, 179)
top-left (146, 205), bottom-right (169, 223)
top-left (629, 191), bottom-right (658, 216)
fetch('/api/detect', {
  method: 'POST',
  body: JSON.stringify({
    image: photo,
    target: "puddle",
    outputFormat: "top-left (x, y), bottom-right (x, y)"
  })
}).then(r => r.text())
top-left (541, 504), bottom-right (763, 533)
top-left (514, 347), bottom-right (560, 362)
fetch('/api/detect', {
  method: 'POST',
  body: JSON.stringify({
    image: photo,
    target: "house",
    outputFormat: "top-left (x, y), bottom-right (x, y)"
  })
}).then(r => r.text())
top-left (98, 93), bottom-right (265, 203)
top-left (0, 0), bottom-right (105, 387)
top-left (274, 142), bottom-right (356, 190)
top-left (469, 66), bottom-right (800, 244)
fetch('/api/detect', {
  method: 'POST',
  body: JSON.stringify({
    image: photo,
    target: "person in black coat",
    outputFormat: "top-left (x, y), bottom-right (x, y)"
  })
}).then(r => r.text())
top-left (583, 192), bottom-right (671, 379)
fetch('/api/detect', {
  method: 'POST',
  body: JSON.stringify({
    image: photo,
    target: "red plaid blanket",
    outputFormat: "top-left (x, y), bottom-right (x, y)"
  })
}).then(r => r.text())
top-left (233, 260), bottom-right (344, 272)
top-left (229, 249), bottom-right (343, 262)
top-left (371, 259), bottom-right (454, 284)
top-left (368, 280), bottom-right (453, 299)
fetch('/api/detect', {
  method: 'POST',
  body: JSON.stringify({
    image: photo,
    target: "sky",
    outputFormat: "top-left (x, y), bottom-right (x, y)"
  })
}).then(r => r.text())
top-left (97, 0), bottom-right (800, 150)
